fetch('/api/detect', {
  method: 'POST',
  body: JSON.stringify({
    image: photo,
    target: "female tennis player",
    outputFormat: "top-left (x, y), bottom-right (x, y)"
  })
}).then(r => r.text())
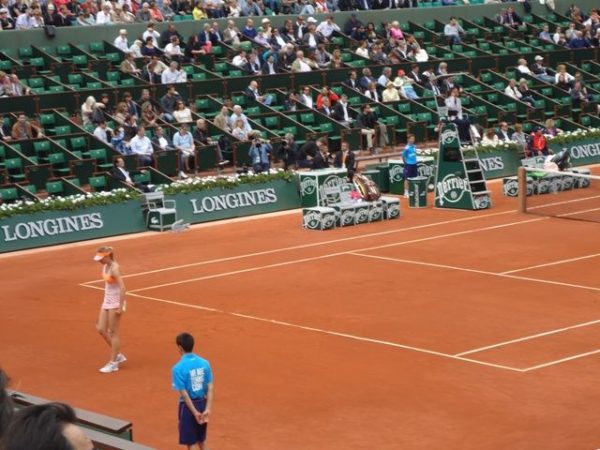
top-left (94, 246), bottom-right (127, 374)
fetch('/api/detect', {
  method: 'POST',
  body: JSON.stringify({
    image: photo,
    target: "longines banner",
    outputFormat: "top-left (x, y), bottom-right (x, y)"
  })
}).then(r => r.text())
top-left (167, 179), bottom-right (301, 224)
top-left (0, 201), bottom-right (146, 253)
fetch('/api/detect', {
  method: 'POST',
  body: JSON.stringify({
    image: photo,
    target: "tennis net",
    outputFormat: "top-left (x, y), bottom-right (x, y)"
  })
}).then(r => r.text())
top-left (517, 166), bottom-right (600, 222)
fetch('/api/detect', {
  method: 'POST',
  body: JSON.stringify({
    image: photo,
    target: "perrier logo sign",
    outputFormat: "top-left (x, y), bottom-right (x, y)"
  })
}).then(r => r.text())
top-left (436, 174), bottom-right (470, 205)
top-left (389, 164), bottom-right (403, 182)
top-left (300, 177), bottom-right (318, 196)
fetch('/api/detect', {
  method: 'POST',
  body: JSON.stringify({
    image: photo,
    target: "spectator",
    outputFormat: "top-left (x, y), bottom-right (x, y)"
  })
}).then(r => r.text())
top-left (171, 333), bottom-right (214, 450)
top-left (356, 104), bottom-right (388, 153)
top-left (261, 53), bottom-right (281, 74)
top-left (497, 121), bottom-right (511, 142)
top-left (511, 123), bottom-right (528, 154)
top-left (331, 93), bottom-right (354, 125)
top-left (279, 132), bottom-right (299, 170)
top-left (299, 86), bottom-right (314, 108)
top-left (241, 0), bottom-right (263, 16)
top-left (11, 114), bottom-right (42, 140)
top-left (135, 2), bottom-right (152, 21)
top-left (241, 18), bottom-right (257, 39)
top-left (120, 52), bottom-right (141, 76)
top-left (248, 132), bottom-right (271, 173)
top-left (231, 118), bottom-right (249, 140)
top-left (355, 40), bottom-right (370, 58)
top-left (140, 102), bottom-right (160, 127)
top-left (291, 50), bottom-right (317, 72)
top-left (223, 19), bottom-right (242, 46)
top-left (517, 79), bottom-right (535, 107)
top-left (343, 13), bottom-right (363, 35)
top-left (192, 118), bottom-right (212, 145)
top-left (173, 100), bottom-right (192, 124)
top-left (113, 29), bottom-right (129, 52)
top-left (531, 55), bottom-right (554, 83)
top-left (95, 3), bottom-right (112, 24)
top-left (393, 70), bottom-right (419, 100)
top-left (318, 96), bottom-right (333, 116)
top-left (316, 14), bottom-right (340, 39)
top-left (244, 80), bottom-right (273, 106)
top-left (313, 43), bottom-right (332, 68)
top-left (129, 126), bottom-right (154, 166)
top-left (570, 80), bottom-right (591, 105)
top-left (569, 30), bottom-right (591, 48)
top-left (128, 40), bottom-right (143, 58)
top-left (282, 91), bottom-right (298, 111)
top-left (228, 105), bottom-right (252, 133)
top-left (159, 86), bottom-right (183, 122)
top-left (359, 67), bottom-right (377, 91)
top-left (0, 8), bottom-right (15, 29)
top-left (333, 141), bottom-right (356, 179)
top-left (173, 123), bottom-right (195, 177)
top-left (311, 138), bottom-right (330, 169)
top-left (1, 402), bottom-right (94, 450)
top-left (0, 115), bottom-right (12, 142)
top-left (93, 121), bottom-right (113, 144)
top-left (481, 128), bottom-right (500, 145)
top-left (444, 17), bottom-right (464, 47)
top-left (213, 106), bottom-right (231, 131)
top-left (344, 70), bottom-right (360, 90)
top-left (407, 64), bottom-right (426, 87)
top-left (243, 52), bottom-right (262, 74)
top-left (382, 81), bottom-right (400, 102)
top-left (377, 66), bottom-right (393, 90)
top-left (144, 55), bottom-right (168, 84)
top-left (149, 1), bottom-right (164, 21)
top-left (161, 61), bottom-right (187, 84)
top-left (505, 78), bottom-right (525, 102)
top-left (76, 8), bottom-right (95, 26)
top-left (364, 81), bottom-right (380, 102)
top-left (231, 50), bottom-right (249, 67)
top-left (516, 58), bottom-right (532, 76)
top-left (142, 23), bottom-right (161, 47)
top-left (164, 35), bottom-right (184, 62)
top-left (543, 118), bottom-right (562, 137)
top-left (151, 125), bottom-right (174, 151)
top-left (160, 23), bottom-right (183, 48)
top-left (111, 157), bottom-right (151, 192)
top-left (552, 26), bottom-right (563, 44)
top-left (113, 102), bottom-right (129, 125)
top-left (539, 24), bottom-right (552, 42)
top-left (528, 127), bottom-right (549, 156)
top-left (500, 6), bottom-right (522, 26)
top-left (316, 86), bottom-right (339, 109)
top-left (302, 23), bottom-right (323, 49)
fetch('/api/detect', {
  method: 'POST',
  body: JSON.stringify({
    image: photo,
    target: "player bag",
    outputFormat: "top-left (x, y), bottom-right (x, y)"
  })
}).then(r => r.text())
top-left (353, 173), bottom-right (381, 201)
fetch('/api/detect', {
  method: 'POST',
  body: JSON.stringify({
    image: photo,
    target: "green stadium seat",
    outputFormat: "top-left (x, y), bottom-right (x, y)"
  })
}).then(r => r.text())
top-left (0, 187), bottom-right (18, 203)
top-left (5, 158), bottom-right (26, 181)
top-left (89, 175), bottom-right (108, 191)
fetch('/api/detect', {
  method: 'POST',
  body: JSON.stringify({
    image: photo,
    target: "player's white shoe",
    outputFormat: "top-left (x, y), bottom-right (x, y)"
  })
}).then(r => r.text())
top-left (99, 361), bottom-right (119, 373)
top-left (116, 353), bottom-right (127, 364)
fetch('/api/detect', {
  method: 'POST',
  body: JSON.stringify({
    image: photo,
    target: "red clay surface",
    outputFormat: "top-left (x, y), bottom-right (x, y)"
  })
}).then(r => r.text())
top-left (1, 175), bottom-right (600, 450)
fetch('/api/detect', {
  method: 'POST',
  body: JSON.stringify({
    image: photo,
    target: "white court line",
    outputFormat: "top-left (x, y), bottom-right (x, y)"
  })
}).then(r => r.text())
top-left (521, 349), bottom-right (600, 372)
top-left (80, 208), bottom-right (522, 284)
top-left (120, 291), bottom-right (524, 373)
top-left (528, 194), bottom-right (600, 211)
top-left (124, 216), bottom-right (547, 293)
top-left (454, 319), bottom-right (600, 357)
top-left (501, 252), bottom-right (600, 275)
top-left (349, 252), bottom-right (600, 294)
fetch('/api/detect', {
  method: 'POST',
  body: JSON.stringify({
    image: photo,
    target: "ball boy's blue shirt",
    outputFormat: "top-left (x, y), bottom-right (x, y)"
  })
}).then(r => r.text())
top-left (172, 353), bottom-right (213, 401)
top-left (403, 143), bottom-right (417, 165)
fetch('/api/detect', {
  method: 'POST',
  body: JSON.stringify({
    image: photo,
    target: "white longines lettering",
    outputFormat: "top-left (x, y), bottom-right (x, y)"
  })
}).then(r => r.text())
top-left (479, 156), bottom-right (505, 172)
top-left (1, 213), bottom-right (104, 242)
top-left (565, 143), bottom-right (600, 160)
top-left (190, 188), bottom-right (278, 214)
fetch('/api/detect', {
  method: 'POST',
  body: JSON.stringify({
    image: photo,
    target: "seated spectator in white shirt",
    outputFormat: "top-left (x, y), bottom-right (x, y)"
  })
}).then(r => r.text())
top-left (481, 128), bottom-right (500, 145)
top-left (142, 23), bottom-right (161, 48)
top-left (231, 50), bottom-right (248, 68)
top-left (114, 29), bottom-right (129, 52)
top-left (228, 105), bottom-right (252, 133)
top-left (163, 36), bottom-right (183, 62)
top-left (129, 126), bottom-right (154, 166)
top-left (516, 58), bottom-right (532, 75)
top-left (173, 100), bottom-right (193, 123)
top-left (161, 61), bottom-right (187, 84)
top-left (172, 123), bottom-right (195, 178)
top-left (316, 15), bottom-right (340, 39)
top-left (93, 121), bottom-right (113, 144)
top-left (95, 3), bottom-right (113, 24)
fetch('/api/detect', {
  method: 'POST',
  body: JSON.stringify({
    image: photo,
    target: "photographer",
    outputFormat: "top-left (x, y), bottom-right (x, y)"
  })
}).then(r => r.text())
top-left (311, 138), bottom-right (330, 169)
top-left (248, 132), bottom-right (272, 173)
top-left (278, 133), bottom-right (299, 171)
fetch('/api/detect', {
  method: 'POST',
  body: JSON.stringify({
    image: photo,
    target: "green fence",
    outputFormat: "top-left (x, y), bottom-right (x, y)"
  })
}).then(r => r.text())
top-left (0, 199), bottom-right (146, 253)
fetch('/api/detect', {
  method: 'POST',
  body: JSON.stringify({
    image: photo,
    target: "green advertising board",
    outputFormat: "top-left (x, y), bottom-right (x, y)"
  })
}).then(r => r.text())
top-left (167, 179), bottom-right (300, 224)
top-left (549, 139), bottom-right (600, 167)
top-left (477, 149), bottom-right (523, 179)
top-left (299, 169), bottom-right (348, 207)
top-left (0, 200), bottom-right (146, 253)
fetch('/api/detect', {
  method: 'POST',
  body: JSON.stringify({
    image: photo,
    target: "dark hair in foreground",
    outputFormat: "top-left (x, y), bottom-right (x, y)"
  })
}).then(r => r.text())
top-left (176, 332), bottom-right (195, 353)
top-left (0, 402), bottom-right (77, 450)
top-left (0, 370), bottom-right (14, 439)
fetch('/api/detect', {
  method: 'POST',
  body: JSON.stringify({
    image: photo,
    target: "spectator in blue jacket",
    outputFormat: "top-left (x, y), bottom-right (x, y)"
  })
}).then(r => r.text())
top-left (248, 132), bottom-right (272, 173)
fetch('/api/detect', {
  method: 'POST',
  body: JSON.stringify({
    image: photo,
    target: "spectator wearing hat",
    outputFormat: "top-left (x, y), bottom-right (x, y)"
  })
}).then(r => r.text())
top-left (393, 70), bottom-right (419, 100)
top-left (531, 55), bottom-right (554, 83)
top-left (129, 39), bottom-right (143, 58)
top-left (114, 29), bottom-right (129, 52)
top-left (382, 81), bottom-right (400, 102)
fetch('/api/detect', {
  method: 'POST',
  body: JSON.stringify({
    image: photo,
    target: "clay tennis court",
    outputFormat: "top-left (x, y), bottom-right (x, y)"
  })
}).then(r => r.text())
top-left (1, 173), bottom-right (600, 450)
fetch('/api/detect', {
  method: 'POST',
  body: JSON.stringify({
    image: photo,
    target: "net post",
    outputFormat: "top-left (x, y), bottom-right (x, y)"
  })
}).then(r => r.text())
top-left (518, 166), bottom-right (526, 213)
